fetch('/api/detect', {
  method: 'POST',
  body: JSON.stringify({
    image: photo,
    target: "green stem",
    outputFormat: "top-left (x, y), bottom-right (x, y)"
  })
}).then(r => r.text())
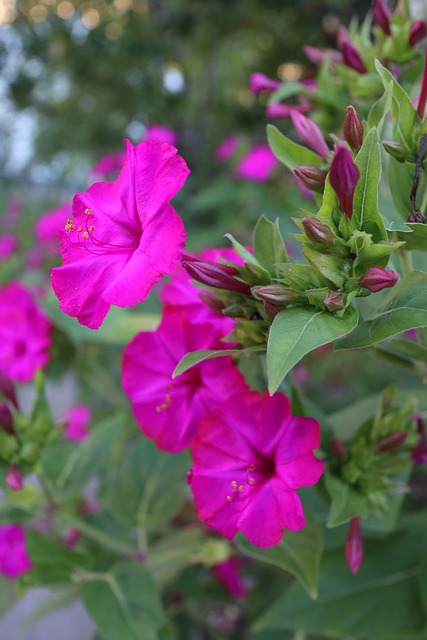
top-left (396, 247), bottom-right (413, 278)
top-left (58, 514), bottom-right (136, 557)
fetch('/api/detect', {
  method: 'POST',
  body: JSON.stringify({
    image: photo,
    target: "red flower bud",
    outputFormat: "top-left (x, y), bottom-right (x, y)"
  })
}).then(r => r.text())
top-left (249, 72), bottom-right (281, 94)
top-left (409, 20), bottom-right (427, 47)
top-left (329, 144), bottom-right (360, 218)
top-left (183, 259), bottom-right (251, 296)
top-left (374, 0), bottom-right (392, 36)
top-left (377, 431), bottom-right (408, 452)
top-left (5, 464), bottom-right (23, 491)
top-left (341, 41), bottom-right (367, 74)
top-left (291, 112), bottom-right (330, 159)
top-left (301, 217), bottom-right (335, 245)
top-left (293, 166), bottom-right (327, 193)
top-left (0, 402), bottom-right (15, 435)
top-left (343, 106), bottom-right (364, 151)
top-left (358, 266), bottom-right (399, 293)
top-left (345, 517), bottom-right (363, 574)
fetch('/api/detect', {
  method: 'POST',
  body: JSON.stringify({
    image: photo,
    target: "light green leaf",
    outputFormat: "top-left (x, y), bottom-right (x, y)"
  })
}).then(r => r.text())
top-left (388, 156), bottom-right (414, 221)
top-left (353, 127), bottom-right (387, 242)
top-left (375, 59), bottom-right (417, 147)
top-left (253, 215), bottom-right (287, 275)
top-left (400, 223), bottom-right (427, 250)
top-left (267, 307), bottom-right (358, 394)
top-left (224, 233), bottom-right (260, 267)
top-left (367, 81), bottom-right (393, 132)
top-left (173, 346), bottom-right (264, 378)
top-left (324, 470), bottom-right (368, 527)
top-left (82, 562), bottom-right (165, 640)
top-left (268, 82), bottom-right (308, 104)
top-left (336, 270), bottom-right (427, 349)
top-left (235, 512), bottom-right (323, 599)
top-left (267, 125), bottom-right (324, 171)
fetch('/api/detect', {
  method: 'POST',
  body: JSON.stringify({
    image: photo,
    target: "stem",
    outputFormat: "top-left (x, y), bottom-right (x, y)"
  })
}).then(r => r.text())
top-left (417, 54), bottom-right (427, 119)
top-left (409, 134), bottom-right (427, 220)
top-left (58, 514), bottom-right (137, 557)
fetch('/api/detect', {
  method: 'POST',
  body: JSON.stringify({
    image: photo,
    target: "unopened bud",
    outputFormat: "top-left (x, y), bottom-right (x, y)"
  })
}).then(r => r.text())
top-left (293, 166), bottom-right (327, 193)
top-left (303, 45), bottom-right (343, 66)
top-left (0, 371), bottom-right (18, 410)
top-left (331, 437), bottom-right (347, 459)
top-left (343, 106), bottom-right (364, 151)
top-left (0, 402), bottom-right (14, 435)
top-left (329, 144), bottom-right (360, 218)
top-left (291, 112), bottom-right (330, 159)
top-left (249, 72), bottom-right (281, 94)
top-left (5, 464), bottom-right (23, 491)
top-left (341, 41), bottom-right (367, 74)
top-left (263, 301), bottom-right (282, 318)
top-left (325, 290), bottom-right (344, 311)
top-left (64, 527), bottom-right (80, 548)
top-left (301, 217), bottom-right (335, 245)
top-left (199, 293), bottom-right (226, 316)
top-left (409, 20), bottom-right (427, 47)
top-left (374, 0), bottom-right (392, 36)
top-left (377, 431), bottom-right (408, 452)
top-left (183, 260), bottom-right (251, 296)
top-left (358, 266), bottom-right (399, 292)
top-left (252, 284), bottom-right (302, 305)
top-left (383, 141), bottom-right (408, 163)
top-left (266, 103), bottom-right (310, 119)
top-left (345, 517), bottom-right (363, 574)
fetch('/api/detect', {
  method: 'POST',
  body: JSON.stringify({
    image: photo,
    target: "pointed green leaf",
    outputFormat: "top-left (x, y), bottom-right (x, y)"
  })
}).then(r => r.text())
top-left (324, 470), bottom-right (368, 527)
top-left (267, 125), bottom-right (323, 171)
top-left (253, 215), bottom-right (288, 275)
top-left (336, 271), bottom-right (427, 350)
top-left (375, 59), bottom-right (417, 147)
top-left (267, 307), bottom-right (358, 394)
top-left (367, 81), bottom-right (393, 131)
top-left (235, 512), bottom-right (323, 599)
top-left (388, 156), bottom-right (414, 220)
top-left (173, 346), bottom-right (264, 378)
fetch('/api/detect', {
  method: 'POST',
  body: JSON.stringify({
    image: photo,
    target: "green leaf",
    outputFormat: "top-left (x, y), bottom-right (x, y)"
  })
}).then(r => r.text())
top-left (375, 59), bottom-right (417, 148)
top-left (268, 82), bottom-right (309, 104)
top-left (336, 270), bottom-right (427, 349)
top-left (173, 346), bottom-right (264, 378)
top-left (388, 156), bottom-right (414, 220)
top-left (324, 470), bottom-right (368, 527)
top-left (235, 512), bottom-right (323, 599)
top-left (267, 125), bottom-right (324, 171)
top-left (253, 215), bottom-right (287, 276)
top-left (367, 81), bottom-right (393, 132)
top-left (390, 338), bottom-right (427, 365)
top-left (254, 531), bottom-right (427, 639)
top-left (267, 307), bottom-right (358, 394)
top-left (26, 531), bottom-right (89, 584)
top-left (400, 223), bottom-right (427, 250)
top-left (146, 528), bottom-right (203, 586)
top-left (82, 562), bottom-right (165, 640)
top-left (224, 233), bottom-right (261, 267)
top-left (353, 127), bottom-right (387, 243)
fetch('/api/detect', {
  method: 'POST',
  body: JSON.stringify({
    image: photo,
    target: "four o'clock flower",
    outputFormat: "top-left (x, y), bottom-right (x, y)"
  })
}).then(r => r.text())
top-left (358, 266), bottom-right (399, 293)
top-left (290, 112), bottom-right (330, 159)
top-left (345, 517), bottom-right (363, 574)
top-left (329, 143), bottom-right (360, 218)
top-left (249, 72), bottom-right (281, 94)
top-left (0, 524), bottom-right (32, 579)
top-left (51, 140), bottom-right (190, 329)
top-left (189, 390), bottom-right (324, 548)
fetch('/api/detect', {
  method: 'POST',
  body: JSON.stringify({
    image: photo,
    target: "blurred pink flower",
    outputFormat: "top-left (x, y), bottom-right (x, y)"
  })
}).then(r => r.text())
top-left (34, 202), bottom-right (71, 257)
top-left (190, 390), bottom-right (324, 548)
top-left (249, 72), bottom-right (281, 94)
top-left (236, 145), bottom-right (278, 182)
top-left (0, 235), bottom-right (17, 261)
top-left (212, 557), bottom-right (248, 598)
top-left (215, 135), bottom-right (239, 162)
top-left (52, 140), bottom-right (190, 329)
top-left (145, 124), bottom-right (177, 145)
top-left (0, 524), bottom-right (32, 579)
top-left (90, 149), bottom-right (127, 179)
top-left (266, 103), bottom-right (310, 119)
top-left (62, 404), bottom-right (91, 442)
top-left (0, 281), bottom-right (52, 383)
top-left (121, 306), bottom-right (248, 453)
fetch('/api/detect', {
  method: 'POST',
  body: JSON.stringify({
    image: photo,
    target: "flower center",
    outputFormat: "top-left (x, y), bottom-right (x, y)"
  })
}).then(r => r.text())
top-left (64, 209), bottom-right (137, 255)
top-left (226, 460), bottom-right (274, 512)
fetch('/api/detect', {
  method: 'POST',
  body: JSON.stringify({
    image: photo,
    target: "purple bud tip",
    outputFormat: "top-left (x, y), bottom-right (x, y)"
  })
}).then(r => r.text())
top-left (5, 464), bottom-right (23, 491)
top-left (329, 144), bottom-right (360, 218)
top-left (341, 41), bottom-right (367, 74)
top-left (358, 267), bottom-right (399, 293)
top-left (345, 517), bottom-right (363, 574)
top-left (409, 20), bottom-right (427, 47)
top-left (374, 0), bottom-right (392, 36)
top-left (343, 106), bottom-right (364, 151)
top-left (291, 112), bottom-right (330, 159)
top-left (377, 431), bottom-right (408, 452)
top-left (293, 166), bottom-right (327, 193)
top-left (249, 72), bottom-right (281, 94)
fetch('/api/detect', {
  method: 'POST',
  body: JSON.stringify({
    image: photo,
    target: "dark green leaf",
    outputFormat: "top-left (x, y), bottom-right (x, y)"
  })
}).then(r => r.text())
top-left (26, 531), bottom-right (89, 584)
top-left (146, 528), bottom-right (203, 586)
top-left (253, 215), bottom-right (287, 276)
top-left (375, 60), bottom-right (417, 148)
top-left (388, 156), bottom-right (414, 221)
top-left (400, 223), bottom-right (427, 250)
top-left (324, 470), bottom-right (368, 527)
top-left (267, 125), bottom-right (323, 171)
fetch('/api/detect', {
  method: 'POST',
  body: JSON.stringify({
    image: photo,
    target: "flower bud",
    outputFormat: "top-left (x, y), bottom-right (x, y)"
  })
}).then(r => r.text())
top-left (199, 293), bottom-right (226, 316)
top-left (329, 144), bottom-right (360, 218)
top-left (0, 371), bottom-right (18, 410)
top-left (263, 301), bottom-right (283, 318)
top-left (345, 517), bottom-right (363, 574)
top-left (182, 260), bottom-right (251, 296)
top-left (343, 106), bottom-right (364, 151)
top-left (377, 431), bottom-right (408, 452)
top-left (64, 527), bottom-right (80, 548)
top-left (358, 266), bottom-right (399, 292)
top-left (249, 72), bottom-right (281, 94)
top-left (303, 45), bottom-right (343, 66)
top-left (409, 20), bottom-right (427, 47)
top-left (331, 438), bottom-right (347, 459)
top-left (0, 402), bottom-right (14, 435)
top-left (252, 284), bottom-right (302, 305)
top-left (5, 464), bottom-right (23, 491)
top-left (383, 141), bottom-right (409, 163)
top-left (266, 103), bottom-right (310, 119)
top-left (293, 166), bottom-right (327, 193)
top-left (341, 41), bottom-right (367, 74)
top-left (325, 290), bottom-right (344, 311)
top-left (291, 112), bottom-right (330, 159)
top-left (374, 0), bottom-right (392, 36)
top-left (301, 217), bottom-right (335, 245)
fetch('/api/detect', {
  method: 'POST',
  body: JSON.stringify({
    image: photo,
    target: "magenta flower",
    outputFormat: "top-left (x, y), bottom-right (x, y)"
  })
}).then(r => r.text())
top-left (0, 235), bottom-right (17, 262)
top-left (121, 307), bottom-right (248, 453)
top-left (34, 202), bottom-right (71, 257)
top-left (212, 557), bottom-right (248, 598)
top-left (266, 103), bottom-right (310, 119)
top-left (0, 281), bottom-right (52, 384)
top-left (329, 143), bottom-right (360, 218)
top-left (145, 124), bottom-right (177, 146)
top-left (249, 72), bottom-right (281, 94)
top-left (62, 404), bottom-right (91, 442)
top-left (190, 391), bottom-right (324, 548)
top-left (345, 517), bottom-right (363, 574)
top-left (291, 112), bottom-right (330, 160)
top-left (0, 524), bottom-right (32, 579)
top-left (90, 149), bottom-right (127, 179)
top-left (358, 267), bottom-right (398, 292)
top-left (236, 145), bottom-right (279, 182)
top-left (51, 140), bottom-right (190, 329)
top-left (215, 135), bottom-right (239, 162)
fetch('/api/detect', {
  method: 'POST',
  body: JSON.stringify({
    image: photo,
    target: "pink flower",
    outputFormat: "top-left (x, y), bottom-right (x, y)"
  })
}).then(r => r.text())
top-left (90, 150), bottom-right (127, 179)
top-left (212, 557), bottom-right (248, 598)
top-left (215, 135), bottom-right (239, 162)
top-left (0, 524), bottom-right (32, 579)
top-left (0, 281), bottom-right (52, 383)
top-left (236, 145), bottom-right (279, 182)
top-left (145, 124), bottom-right (177, 146)
top-left (34, 202), bottom-right (71, 257)
top-left (303, 45), bottom-right (343, 66)
top-left (51, 140), bottom-right (190, 329)
top-left (5, 465), bottom-right (23, 491)
top-left (0, 235), bottom-right (17, 262)
top-left (249, 72), bottom-right (281, 94)
top-left (62, 404), bottom-right (91, 442)
top-left (266, 103), bottom-right (310, 119)
top-left (121, 307), bottom-right (248, 453)
top-left (190, 391), bottom-right (324, 548)
top-left (291, 112), bottom-right (330, 159)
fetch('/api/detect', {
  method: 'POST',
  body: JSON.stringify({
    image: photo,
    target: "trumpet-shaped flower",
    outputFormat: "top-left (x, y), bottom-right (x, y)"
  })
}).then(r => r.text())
top-left (190, 391), bottom-right (324, 548)
top-left (51, 140), bottom-right (190, 329)
top-left (121, 307), bottom-right (248, 453)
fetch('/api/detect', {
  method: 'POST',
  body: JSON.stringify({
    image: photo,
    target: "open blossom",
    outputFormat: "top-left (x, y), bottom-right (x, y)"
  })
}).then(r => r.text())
top-left (0, 524), bottom-right (32, 579)
top-left (34, 202), bottom-right (71, 257)
top-left (212, 557), bottom-right (248, 598)
top-left (215, 135), bottom-right (239, 162)
top-left (145, 124), bottom-right (177, 145)
top-left (62, 404), bottom-right (91, 442)
top-left (51, 140), bottom-right (190, 329)
top-left (236, 145), bottom-right (278, 181)
top-left (190, 391), bottom-right (324, 548)
top-left (121, 307), bottom-right (248, 453)
top-left (0, 281), bottom-right (52, 383)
